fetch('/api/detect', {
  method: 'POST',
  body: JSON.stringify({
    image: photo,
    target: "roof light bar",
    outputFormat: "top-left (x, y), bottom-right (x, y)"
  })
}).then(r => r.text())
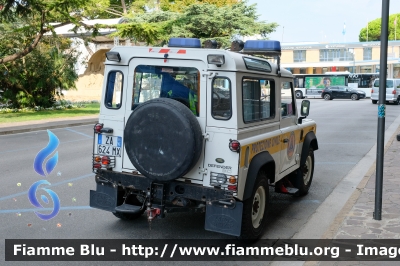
top-left (105, 51), bottom-right (121, 62)
top-left (243, 40), bottom-right (281, 55)
top-left (168, 38), bottom-right (201, 48)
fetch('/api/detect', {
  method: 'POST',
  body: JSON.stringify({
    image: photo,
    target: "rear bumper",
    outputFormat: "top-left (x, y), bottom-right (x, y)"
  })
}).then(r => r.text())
top-left (90, 169), bottom-right (243, 236)
top-left (371, 93), bottom-right (397, 101)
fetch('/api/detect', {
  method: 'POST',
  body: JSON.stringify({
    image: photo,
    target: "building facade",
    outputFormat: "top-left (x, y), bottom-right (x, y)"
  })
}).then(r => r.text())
top-left (280, 41), bottom-right (400, 78)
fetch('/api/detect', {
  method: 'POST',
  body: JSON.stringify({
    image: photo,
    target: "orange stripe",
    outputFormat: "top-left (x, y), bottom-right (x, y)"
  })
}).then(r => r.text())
top-left (159, 49), bottom-right (170, 53)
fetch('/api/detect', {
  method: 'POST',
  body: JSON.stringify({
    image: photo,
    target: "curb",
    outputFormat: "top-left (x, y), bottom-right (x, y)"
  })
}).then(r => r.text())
top-left (0, 118), bottom-right (98, 135)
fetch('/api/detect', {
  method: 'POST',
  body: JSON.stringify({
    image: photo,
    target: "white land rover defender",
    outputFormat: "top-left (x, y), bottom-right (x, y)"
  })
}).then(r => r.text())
top-left (90, 38), bottom-right (318, 239)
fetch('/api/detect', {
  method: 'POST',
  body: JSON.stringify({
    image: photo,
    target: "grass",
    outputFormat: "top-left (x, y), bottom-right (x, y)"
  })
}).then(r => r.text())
top-left (0, 103), bottom-right (100, 124)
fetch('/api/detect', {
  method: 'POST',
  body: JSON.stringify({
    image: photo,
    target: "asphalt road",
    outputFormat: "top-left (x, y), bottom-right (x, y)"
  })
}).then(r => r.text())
top-left (1, 98), bottom-right (400, 265)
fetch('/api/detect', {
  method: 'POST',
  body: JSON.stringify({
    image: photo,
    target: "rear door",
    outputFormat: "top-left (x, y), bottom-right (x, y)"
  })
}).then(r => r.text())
top-left (330, 86), bottom-right (340, 97)
top-left (95, 66), bottom-right (127, 171)
top-left (122, 58), bottom-right (207, 181)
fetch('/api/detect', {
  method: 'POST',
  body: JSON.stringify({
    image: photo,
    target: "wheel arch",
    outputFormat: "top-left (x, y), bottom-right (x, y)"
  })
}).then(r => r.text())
top-left (300, 131), bottom-right (318, 166)
top-left (243, 151), bottom-right (275, 201)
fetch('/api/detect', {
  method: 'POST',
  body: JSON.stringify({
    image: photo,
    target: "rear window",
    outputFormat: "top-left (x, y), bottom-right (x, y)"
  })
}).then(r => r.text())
top-left (374, 79), bottom-right (393, 88)
top-left (133, 65), bottom-right (200, 116)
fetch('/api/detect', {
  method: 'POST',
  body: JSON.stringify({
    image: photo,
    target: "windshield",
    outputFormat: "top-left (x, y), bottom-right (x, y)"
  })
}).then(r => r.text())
top-left (373, 79), bottom-right (394, 88)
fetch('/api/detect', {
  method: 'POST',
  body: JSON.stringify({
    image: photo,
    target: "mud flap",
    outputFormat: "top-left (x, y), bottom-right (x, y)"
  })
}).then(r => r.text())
top-left (205, 200), bottom-right (243, 237)
top-left (90, 184), bottom-right (117, 212)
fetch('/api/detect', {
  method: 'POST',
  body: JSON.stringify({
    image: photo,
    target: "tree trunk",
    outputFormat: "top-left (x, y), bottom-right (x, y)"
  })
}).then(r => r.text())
top-left (121, 0), bottom-right (127, 14)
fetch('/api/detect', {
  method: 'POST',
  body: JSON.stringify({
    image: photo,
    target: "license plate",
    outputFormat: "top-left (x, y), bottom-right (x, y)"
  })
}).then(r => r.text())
top-left (97, 134), bottom-right (122, 157)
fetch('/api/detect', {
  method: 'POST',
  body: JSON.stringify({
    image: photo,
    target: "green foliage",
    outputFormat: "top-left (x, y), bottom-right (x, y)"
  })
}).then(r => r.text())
top-left (117, 2), bottom-right (278, 47)
top-left (359, 14), bottom-right (400, 41)
top-left (160, 0), bottom-right (241, 12)
top-left (0, 27), bottom-right (79, 108)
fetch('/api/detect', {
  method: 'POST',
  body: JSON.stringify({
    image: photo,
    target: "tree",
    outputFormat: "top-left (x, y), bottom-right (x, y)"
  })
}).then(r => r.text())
top-left (0, 26), bottom-right (78, 107)
top-left (159, 0), bottom-right (241, 12)
top-left (0, 0), bottom-right (103, 64)
top-left (359, 13), bottom-right (400, 42)
top-left (115, 2), bottom-right (278, 47)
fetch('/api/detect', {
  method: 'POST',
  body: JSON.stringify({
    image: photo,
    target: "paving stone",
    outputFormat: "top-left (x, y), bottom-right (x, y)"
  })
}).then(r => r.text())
top-left (346, 220), bottom-right (364, 226)
top-left (383, 227), bottom-right (400, 233)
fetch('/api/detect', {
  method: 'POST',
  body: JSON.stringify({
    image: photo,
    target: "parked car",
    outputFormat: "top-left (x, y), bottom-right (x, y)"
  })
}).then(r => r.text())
top-left (322, 86), bottom-right (366, 100)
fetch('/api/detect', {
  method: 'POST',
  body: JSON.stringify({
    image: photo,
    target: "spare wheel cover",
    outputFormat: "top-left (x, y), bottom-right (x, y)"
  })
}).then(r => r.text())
top-left (124, 98), bottom-right (203, 182)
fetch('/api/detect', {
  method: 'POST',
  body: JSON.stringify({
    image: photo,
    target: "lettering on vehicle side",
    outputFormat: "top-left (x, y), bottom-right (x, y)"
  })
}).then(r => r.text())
top-left (251, 136), bottom-right (280, 154)
top-left (208, 164), bottom-right (232, 169)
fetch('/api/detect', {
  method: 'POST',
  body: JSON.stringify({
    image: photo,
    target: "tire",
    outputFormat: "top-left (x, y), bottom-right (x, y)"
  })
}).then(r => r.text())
top-left (239, 172), bottom-right (269, 240)
top-left (124, 98), bottom-right (203, 182)
top-left (113, 210), bottom-right (145, 220)
top-left (372, 100), bottom-right (377, 104)
top-left (351, 94), bottom-right (358, 101)
top-left (394, 97), bottom-right (400, 105)
top-left (295, 90), bottom-right (303, 99)
top-left (323, 94), bottom-right (331, 100)
top-left (289, 148), bottom-right (314, 196)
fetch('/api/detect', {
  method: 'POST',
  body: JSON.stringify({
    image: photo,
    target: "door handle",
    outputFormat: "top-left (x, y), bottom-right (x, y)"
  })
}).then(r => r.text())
top-left (283, 138), bottom-right (289, 143)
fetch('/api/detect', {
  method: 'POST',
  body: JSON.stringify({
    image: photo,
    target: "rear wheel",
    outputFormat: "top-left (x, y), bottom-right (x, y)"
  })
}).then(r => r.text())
top-left (372, 100), bottom-right (378, 104)
top-left (351, 94), bottom-right (358, 101)
top-left (394, 97), bottom-right (400, 105)
top-left (240, 172), bottom-right (269, 240)
top-left (289, 148), bottom-right (314, 196)
top-left (323, 94), bottom-right (331, 100)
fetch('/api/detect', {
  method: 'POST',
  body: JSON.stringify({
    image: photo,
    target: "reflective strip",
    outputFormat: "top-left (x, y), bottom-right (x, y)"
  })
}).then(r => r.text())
top-left (148, 48), bottom-right (187, 54)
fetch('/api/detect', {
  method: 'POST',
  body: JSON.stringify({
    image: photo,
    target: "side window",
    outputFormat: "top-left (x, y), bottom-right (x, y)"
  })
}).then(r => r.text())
top-left (242, 78), bottom-right (275, 123)
top-left (212, 77), bottom-right (231, 120)
top-left (281, 81), bottom-right (295, 117)
top-left (105, 71), bottom-right (123, 109)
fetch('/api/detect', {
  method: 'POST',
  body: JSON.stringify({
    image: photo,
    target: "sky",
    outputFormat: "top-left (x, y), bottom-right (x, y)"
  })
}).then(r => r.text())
top-left (248, 0), bottom-right (400, 44)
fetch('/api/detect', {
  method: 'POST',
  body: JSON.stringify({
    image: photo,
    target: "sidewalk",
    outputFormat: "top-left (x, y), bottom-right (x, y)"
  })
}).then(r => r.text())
top-left (321, 127), bottom-right (400, 241)
top-left (0, 115), bottom-right (98, 135)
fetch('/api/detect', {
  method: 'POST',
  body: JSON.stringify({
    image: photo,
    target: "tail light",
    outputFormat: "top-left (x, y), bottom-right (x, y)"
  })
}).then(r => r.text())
top-left (227, 185), bottom-right (237, 191)
top-left (392, 90), bottom-right (396, 94)
top-left (371, 89), bottom-right (374, 93)
top-left (229, 139), bottom-right (240, 152)
top-left (94, 123), bottom-right (103, 133)
top-left (93, 163), bottom-right (101, 169)
top-left (101, 156), bottom-right (110, 165)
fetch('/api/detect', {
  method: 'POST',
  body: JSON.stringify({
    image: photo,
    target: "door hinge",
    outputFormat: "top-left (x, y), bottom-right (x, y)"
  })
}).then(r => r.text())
top-left (203, 133), bottom-right (210, 140)
top-left (198, 168), bottom-right (208, 175)
top-left (202, 71), bottom-right (218, 79)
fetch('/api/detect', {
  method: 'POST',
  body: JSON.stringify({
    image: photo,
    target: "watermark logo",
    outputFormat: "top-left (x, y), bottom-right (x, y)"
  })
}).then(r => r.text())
top-left (28, 130), bottom-right (60, 220)
top-left (33, 130), bottom-right (59, 176)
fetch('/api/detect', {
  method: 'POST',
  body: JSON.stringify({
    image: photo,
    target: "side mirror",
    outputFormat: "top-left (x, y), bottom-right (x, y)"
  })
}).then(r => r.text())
top-left (298, 100), bottom-right (310, 124)
top-left (300, 100), bottom-right (310, 116)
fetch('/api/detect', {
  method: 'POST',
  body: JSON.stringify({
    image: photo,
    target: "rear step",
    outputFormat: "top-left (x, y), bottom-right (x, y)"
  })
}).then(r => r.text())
top-left (115, 204), bottom-right (143, 214)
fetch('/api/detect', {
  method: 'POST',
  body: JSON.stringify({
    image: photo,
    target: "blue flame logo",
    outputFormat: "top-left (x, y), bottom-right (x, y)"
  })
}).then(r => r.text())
top-left (29, 130), bottom-right (60, 220)
top-left (28, 180), bottom-right (60, 220)
top-left (33, 130), bottom-right (59, 176)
